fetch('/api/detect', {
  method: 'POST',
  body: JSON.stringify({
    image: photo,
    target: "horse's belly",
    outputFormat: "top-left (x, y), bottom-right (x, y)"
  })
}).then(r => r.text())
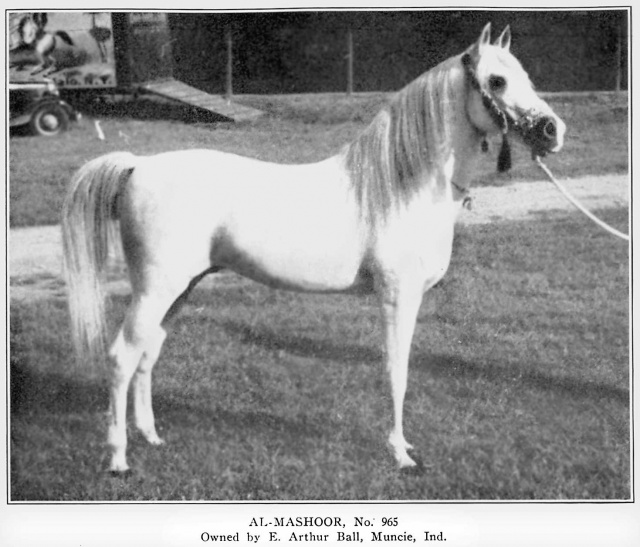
top-left (226, 256), bottom-right (364, 293)
top-left (216, 224), bottom-right (367, 292)
top-left (213, 204), bottom-right (367, 292)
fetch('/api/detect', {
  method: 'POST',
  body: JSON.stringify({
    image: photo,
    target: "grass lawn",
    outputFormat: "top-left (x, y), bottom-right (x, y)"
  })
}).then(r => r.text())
top-left (9, 91), bottom-right (628, 227)
top-left (10, 209), bottom-right (629, 501)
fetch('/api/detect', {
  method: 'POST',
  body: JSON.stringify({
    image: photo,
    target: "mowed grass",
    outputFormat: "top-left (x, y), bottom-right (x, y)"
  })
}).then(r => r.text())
top-left (9, 91), bottom-right (628, 227)
top-left (10, 209), bottom-right (629, 501)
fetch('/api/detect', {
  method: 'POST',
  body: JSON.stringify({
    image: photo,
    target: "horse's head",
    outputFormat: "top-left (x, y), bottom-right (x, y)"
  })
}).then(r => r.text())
top-left (463, 23), bottom-right (566, 158)
top-left (18, 15), bottom-right (39, 46)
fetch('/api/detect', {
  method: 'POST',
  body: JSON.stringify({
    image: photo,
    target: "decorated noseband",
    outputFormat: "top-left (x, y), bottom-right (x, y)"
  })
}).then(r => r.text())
top-left (461, 52), bottom-right (556, 169)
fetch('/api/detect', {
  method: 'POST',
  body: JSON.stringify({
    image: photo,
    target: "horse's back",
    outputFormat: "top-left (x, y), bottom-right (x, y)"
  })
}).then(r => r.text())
top-left (120, 149), bottom-right (370, 293)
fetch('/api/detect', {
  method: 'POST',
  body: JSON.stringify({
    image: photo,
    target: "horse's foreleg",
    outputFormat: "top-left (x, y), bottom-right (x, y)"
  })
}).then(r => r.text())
top-left (378, 279), bottom-right (423, 468)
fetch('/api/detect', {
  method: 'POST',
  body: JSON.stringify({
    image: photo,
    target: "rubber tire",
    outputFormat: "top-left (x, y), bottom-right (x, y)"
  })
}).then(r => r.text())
top-left (29, 103), bottom-right (69, 137)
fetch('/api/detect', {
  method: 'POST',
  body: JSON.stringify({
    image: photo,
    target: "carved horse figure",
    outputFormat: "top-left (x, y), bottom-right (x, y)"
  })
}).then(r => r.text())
top-left (62, 24), bottom-right (566, 474)
top-left (10, 13), bottom-right (74, 75)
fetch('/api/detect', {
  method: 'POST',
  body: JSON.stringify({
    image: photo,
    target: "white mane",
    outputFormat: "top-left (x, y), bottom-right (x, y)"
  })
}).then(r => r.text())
top-left (341, 55), bottom-right (466, 223)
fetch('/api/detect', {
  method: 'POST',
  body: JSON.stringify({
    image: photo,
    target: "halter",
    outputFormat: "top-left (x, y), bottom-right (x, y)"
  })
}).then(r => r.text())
top-left (452, 52), bottom-right (539, 204)
top-left (461, 52), bottom-right (509, 134)
top-left (450, 52), bottom-right (553, 207)
top-left (461, 52), bottom-right (544, 148)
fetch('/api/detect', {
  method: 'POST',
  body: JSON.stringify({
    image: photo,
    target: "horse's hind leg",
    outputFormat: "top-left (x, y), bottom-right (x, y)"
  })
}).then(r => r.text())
top-left (107, 291), bottom-right (177, 473)
top-left (128, 268), bottom-right (221, 458)
top-left (131, 326), bottom-right (166, 446)
top-left (107, 323), bottom-right (144, 473)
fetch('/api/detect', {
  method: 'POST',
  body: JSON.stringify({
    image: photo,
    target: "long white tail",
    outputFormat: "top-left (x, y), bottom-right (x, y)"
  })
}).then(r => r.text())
top-left (61, 152), bottom-right (137, 368)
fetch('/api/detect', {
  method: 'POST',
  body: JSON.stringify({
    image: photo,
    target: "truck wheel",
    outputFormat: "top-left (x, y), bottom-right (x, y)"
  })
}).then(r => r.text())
top-left (30, 103), bottom-right (69, 136)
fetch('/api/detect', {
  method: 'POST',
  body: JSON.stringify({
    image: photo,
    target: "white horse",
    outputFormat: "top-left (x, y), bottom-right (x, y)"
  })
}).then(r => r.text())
top-left (62, 24), bottom-right (566, 474)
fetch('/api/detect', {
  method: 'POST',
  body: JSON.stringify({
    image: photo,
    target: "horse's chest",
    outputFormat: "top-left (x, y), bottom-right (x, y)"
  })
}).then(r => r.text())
top-left (375, 200), bottom-right (459, 288)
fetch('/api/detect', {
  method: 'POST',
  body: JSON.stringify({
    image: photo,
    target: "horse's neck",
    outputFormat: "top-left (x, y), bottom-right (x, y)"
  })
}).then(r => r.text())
top-left (447, 120), bottom-right (485, 191)
top-left (412, 121), bottom-right (482, 204)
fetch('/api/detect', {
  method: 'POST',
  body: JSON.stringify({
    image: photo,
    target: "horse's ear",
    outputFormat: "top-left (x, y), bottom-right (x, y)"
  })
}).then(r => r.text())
top-left (468, 23), bottom-right (492, 57)
top-left (34, 13), bottom-right (48, 28)
top-left (478, 23), bottom-right (492, 48)
top-left (495, 25), bottom-right (511, 50)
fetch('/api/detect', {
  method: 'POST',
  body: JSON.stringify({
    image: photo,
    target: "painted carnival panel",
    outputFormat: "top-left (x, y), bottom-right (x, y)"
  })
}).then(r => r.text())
top-left (9, 12), bottom-right (116, 88)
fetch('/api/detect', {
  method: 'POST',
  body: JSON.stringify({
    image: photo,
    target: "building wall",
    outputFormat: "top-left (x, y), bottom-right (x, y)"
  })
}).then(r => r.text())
top-left (169, 10), bottom-right (628, 95)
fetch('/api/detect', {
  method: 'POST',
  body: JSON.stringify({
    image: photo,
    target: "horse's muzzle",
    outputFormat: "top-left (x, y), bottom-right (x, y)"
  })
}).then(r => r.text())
top-left (517, 114), bottom-right (564, 158)
top-left (536, 117), bottom-right (558, 142)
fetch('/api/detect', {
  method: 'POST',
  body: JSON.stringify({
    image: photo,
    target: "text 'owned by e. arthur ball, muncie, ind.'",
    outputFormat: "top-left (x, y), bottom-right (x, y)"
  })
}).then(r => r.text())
top-left (200, 516), bottom-right (448, 544)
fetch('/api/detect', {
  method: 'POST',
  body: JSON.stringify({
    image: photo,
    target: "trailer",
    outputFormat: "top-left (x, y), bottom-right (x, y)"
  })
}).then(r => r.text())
top-left (9, 12), bottom-right (262, 124)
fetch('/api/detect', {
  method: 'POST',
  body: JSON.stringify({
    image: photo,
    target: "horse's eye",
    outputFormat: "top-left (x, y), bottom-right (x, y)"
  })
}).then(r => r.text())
top-left (489, 75), bottom-right (507, 91)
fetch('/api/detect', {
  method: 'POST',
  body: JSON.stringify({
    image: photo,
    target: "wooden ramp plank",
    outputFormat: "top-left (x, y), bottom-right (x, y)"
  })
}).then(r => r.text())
top-left (141, 80), bottom-right (263, 122)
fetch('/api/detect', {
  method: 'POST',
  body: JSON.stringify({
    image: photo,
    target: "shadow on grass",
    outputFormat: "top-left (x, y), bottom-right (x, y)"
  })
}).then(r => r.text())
top-left (10, 360), bottom-right (107, 417)
top-left (10, 307), bottom-right (627, 428)
top-left (9, 124), bottom-right (34, 138)
top-left (217, 320), bottom-right (628, 406)
top-left (9, 311), bottom-right (325, 442)
top-left (414, 353), bottom-right (629, 406)
top-left (219, 320), bottom-right (381, 366)
top-left (155, 401), bottom-right (326, 442)
top-left (10, 358), bottom-right (326, 447)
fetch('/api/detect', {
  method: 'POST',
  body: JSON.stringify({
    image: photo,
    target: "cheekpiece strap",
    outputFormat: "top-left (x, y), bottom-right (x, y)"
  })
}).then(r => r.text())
top-left (461, 53), bottom-right (509, 134)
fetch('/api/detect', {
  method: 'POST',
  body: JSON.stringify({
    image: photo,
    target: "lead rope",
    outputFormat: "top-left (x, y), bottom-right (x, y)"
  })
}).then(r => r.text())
top-left (534, 157), bottom-right (629, 241)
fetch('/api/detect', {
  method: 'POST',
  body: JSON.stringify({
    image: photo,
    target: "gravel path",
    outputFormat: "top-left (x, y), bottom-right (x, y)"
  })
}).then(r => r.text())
top-left (9, 173), bottom-right (629, 302)
top-left (461, 173), bottom-right (628, 225)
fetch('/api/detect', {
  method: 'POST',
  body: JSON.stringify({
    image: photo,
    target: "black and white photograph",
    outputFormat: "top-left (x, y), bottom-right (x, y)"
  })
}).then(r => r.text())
top-left (3, 2), bottom-right (636, 545)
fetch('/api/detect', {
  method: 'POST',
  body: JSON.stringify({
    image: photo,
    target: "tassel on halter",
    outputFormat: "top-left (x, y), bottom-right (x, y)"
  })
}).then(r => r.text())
top-left (497, 135), bottom-right (512, 172)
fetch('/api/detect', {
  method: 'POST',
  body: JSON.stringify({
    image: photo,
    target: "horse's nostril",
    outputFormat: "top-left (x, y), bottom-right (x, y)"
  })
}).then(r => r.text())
top-left (534, 117), bottom-right (557, 142)
top-left (544, 120), bottom-right (556, 139)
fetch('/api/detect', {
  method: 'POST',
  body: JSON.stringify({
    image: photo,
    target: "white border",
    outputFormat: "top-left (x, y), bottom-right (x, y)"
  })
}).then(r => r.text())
top-left (3, 2), bottom-right (637, 546)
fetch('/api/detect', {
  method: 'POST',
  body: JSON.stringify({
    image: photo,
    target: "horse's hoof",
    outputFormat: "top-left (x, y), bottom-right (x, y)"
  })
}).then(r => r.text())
top-left (400, 463), bottom-right (425, 476)
top-left (108, 468), bottom-right (133, 479)
top-left (138, 429), bottom-right (166, 446)
top-left (400, 451), bottom-right (426, 476)
top-left (147, 436), bottom-right (165, 447)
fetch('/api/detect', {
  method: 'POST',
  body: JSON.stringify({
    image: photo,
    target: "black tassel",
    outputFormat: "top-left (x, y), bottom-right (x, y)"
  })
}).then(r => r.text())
top-left (497, 134), bottom-right (512, 173)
